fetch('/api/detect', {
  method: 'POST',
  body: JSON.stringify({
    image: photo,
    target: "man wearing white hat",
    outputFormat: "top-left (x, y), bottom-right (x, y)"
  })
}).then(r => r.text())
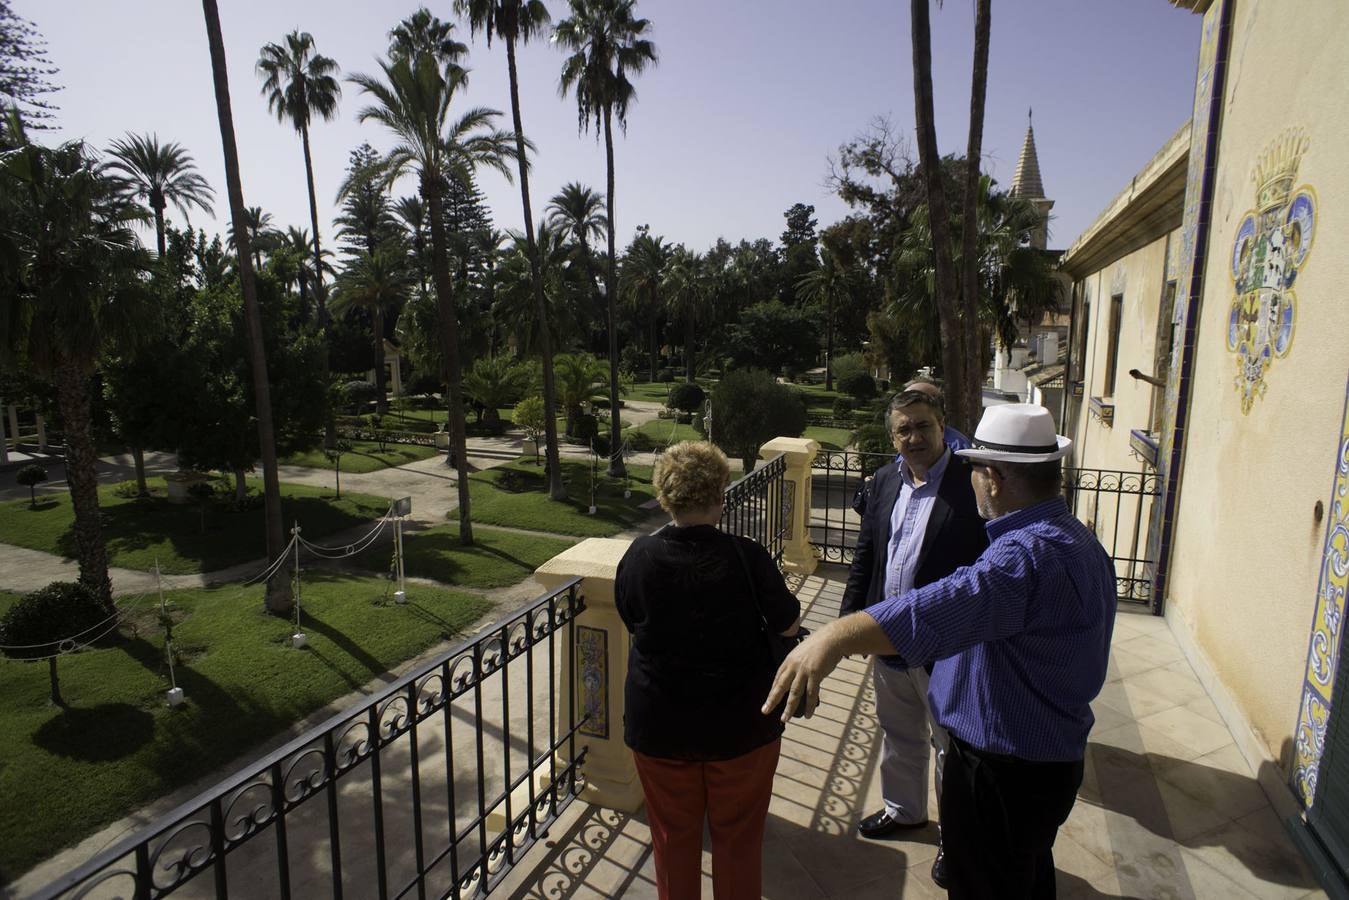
top-left (764, 403), bottom-right (1116, 899)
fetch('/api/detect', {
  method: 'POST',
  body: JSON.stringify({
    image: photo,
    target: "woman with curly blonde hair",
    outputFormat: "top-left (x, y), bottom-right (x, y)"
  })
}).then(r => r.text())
top-left (616, 441), bottom-right (800, 900)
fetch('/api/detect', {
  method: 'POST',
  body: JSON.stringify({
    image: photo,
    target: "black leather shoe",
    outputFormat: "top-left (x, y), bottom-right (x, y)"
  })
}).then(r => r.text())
top-left (930, 844), bottom-right (949, 889)
top-left (857, 808), bottom-right (929, 838)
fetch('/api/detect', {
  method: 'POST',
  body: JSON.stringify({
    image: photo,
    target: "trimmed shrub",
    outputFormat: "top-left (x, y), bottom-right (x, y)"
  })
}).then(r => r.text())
top-left (668, 382), bottom-right (706, 414)
top-left (343, 380), bottom-right (378, 413)
top-left (0, 581), bottom-right (113, 705)
top-left (16, 463), bottom-right (48, 508)
top-left (627, 431), bottom-right (655, 452)
top-left (832, 397), bottom-right (856, 418)
top-left (573, 413), bottom-right (599, 442)
top-left (838, 371), bottom-right (878, 401)
top-left (657, 367), bottom-right (675, 383)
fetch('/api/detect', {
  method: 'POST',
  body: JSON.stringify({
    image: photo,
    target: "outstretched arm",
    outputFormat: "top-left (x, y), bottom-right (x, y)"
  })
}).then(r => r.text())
top-left (761, 612), bottom-right (897, 722)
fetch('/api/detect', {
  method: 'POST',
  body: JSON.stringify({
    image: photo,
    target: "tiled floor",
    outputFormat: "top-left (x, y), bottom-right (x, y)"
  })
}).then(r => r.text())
top-left (500, 565), bottom-right (1327, 899)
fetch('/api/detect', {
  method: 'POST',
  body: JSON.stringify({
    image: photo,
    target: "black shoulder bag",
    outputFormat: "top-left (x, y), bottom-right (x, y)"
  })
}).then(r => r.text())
top-left (730, 536), bottom-right (810, 717)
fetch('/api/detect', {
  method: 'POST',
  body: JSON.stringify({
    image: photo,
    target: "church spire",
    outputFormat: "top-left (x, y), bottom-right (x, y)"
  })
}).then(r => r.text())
top-left (1010, 108), bottom-right (1046, 200)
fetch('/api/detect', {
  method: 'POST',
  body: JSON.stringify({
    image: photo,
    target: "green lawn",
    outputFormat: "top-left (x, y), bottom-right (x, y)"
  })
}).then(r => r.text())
top-left (282, 440), bottom-right (439, 473)
top-left (621, 418), bottom-right (702, 448)
top-left (802, 425), bottom-right (855, 451)
top-left (0, 477), bottom-right (390, 575)
top-left (351, 524), bottom-right (575, 588)
top-left (0, 576), bottom-right (489, 883)
top-left (467, 457), bottom-right (657, 537)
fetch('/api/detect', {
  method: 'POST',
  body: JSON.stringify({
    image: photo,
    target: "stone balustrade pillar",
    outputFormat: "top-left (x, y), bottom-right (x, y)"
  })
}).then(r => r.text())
top-left (534, 537), bottom-right (644, 813)
top-left (759, 436), bottom-right (821, 576)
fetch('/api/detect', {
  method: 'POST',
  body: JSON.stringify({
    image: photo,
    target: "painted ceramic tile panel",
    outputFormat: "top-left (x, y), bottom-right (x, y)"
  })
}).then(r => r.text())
top-left (1227, 129), bottom-right (1316, 414)
top-left (1293, 377), bottom-right (1349, 808)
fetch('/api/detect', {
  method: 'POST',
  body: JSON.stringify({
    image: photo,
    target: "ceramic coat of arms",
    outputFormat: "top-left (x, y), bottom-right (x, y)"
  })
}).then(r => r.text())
top-left (1227, 129), bottom-right (1316, 413)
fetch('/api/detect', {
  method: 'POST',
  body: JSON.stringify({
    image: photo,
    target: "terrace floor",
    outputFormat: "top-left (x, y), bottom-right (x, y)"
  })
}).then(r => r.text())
top-left (497, 564), bottom-right (1327, 900)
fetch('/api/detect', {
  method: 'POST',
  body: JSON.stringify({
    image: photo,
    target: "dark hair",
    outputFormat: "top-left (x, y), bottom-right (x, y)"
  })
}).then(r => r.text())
top-left (886, 390), bottom-right (944, 426)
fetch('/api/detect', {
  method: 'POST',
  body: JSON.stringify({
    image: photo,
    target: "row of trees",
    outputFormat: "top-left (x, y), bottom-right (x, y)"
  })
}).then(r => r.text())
top-left (0, 0), bottom-right (1060, 616)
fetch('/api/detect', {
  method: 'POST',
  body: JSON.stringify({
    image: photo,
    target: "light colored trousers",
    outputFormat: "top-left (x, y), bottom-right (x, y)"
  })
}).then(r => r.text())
top-left (874, 661), bottom-right (948, 824)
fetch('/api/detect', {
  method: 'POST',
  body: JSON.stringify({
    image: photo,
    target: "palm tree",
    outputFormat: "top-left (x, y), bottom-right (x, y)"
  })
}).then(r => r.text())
top-left (103, 132), bottom-right (215, 259)
top-left (454, 0), bottom-right (568, 501)
top-left (273, 225), bottom-right (334, 322)
top-left (494, 220), bottom-right (584, 353)
top-left (796, 246), bottom-right (856, 391)
top-left (547, 181), bottom-right (607, 259)
top-left (393, 194), bottom-right (432, 298)
top-left (909, 0), bottom-right (966, 431)
top-left (661, 246), bottom-right (706, 383)
top-left (332, 248), bottom-right (413, 413)
top-left (554, 0), bottom-right (657, 477)
top-left (619, 230), bottom-right (668, 382)
top-left (349, 53), bottom-right (518, 545)
top-left (552, 352), bottom-right (608, 436)
top-left (959, 0), bottom-right (993, 432)
top-left (462, 355), bottom-right (531, 430)
top-left (229, 205), bottom-right (281, 271)
top-left (202, 0), bottom-right (292, 613)
top-left (389, 7), bottom-right (470, 80)
top-left (0, 137), bottom-right (152, 609)
top-left (257, 30), bottom-right (341, 441)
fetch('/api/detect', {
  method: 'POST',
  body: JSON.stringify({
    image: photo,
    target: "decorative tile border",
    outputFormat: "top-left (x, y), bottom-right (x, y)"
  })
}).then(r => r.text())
top-left (1293, 375), bottom-right (1349, 809)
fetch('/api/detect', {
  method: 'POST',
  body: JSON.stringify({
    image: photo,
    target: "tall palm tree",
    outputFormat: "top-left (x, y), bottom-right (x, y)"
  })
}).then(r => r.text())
top-left (103, 132), bottom-right (215, 259)
top-left (0, 137), bottom-right (152, 609)
top-left (494, 220), bottom-right (583, 353)
top-left (349, 53), bottom-right (518, 545)
top-left (454, 0), bottom-right (568, 501)
top-left (202, 0), bottom-right (292, 613)
top-left (661, 246), bottom-right (705, 383)
top-left (274, 225), bottom-right (334, 322)
top-left (796, 246), bottom-right (855, 391)
top-left (547, 181), bottom-right (608, 349)
top-left (619, 230), bottom-right (668, 382)
top-left (554, 0), bottom-right (657, 477)
top-left (257, 30), bottom-right (341, 440)
top-left (959, 0), bottom-right (993, 433)
top-left (910, 0), bottom-right (966, 430)
top-left (332, 248), bottom-right (412, 413)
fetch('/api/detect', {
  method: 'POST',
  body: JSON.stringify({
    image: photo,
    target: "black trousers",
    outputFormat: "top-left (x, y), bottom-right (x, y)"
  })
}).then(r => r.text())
top-left (939, 735), bottom-right (1085, 900)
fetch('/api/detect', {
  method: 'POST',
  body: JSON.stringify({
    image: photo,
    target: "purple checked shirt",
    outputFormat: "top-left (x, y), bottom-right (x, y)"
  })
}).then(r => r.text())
top-left (865, 497), bottom-right (1116, 762)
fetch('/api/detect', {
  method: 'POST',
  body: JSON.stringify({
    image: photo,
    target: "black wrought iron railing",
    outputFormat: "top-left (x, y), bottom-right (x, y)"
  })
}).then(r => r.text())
top-left (806, 452), bottom-right (1162, 608)
top-left (808, 448), bottom-right (893, 564)
top-left (719, 453), bottom-right (789, 565)
top-left (31, 580), bottom-right (589, 900)
top-left (1062, 467), bottom-right (1162, 607)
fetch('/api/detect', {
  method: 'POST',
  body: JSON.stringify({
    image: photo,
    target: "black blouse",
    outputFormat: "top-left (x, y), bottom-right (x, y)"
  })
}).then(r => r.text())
top-left (615, 524), bottom-right (801, 761)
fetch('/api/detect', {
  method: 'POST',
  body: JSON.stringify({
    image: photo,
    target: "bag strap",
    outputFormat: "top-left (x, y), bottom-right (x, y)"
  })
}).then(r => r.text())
top-left (729, 533), bottom-right (774, 637)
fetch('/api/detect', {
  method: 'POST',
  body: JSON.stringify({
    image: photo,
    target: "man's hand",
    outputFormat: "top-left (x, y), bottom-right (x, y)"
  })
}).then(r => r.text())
top-left (762, 628), bottom-right (846, 723)
top-left (763, 612), bottom-right (901, 722)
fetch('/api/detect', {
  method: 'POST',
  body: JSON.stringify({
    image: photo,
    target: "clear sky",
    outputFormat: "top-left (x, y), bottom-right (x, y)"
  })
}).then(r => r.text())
top-left (20, 0), bottom-right (1200, 254)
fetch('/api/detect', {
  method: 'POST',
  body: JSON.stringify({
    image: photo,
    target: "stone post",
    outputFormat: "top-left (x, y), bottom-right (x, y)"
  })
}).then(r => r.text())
top-left (534, 537), bottom-right (644, 813)
top-left (34, 414), bottom-right (46, 452)
top-left (6, 405), bottom-right (18, 447)
top-left (0, 399), bottom-right (7, 465)
top-left (759, 436), bottom-right (820, 576)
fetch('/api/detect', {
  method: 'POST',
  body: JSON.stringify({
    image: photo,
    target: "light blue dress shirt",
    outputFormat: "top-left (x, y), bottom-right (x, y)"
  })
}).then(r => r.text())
top-left (884, 448), bottom-right (951, 598)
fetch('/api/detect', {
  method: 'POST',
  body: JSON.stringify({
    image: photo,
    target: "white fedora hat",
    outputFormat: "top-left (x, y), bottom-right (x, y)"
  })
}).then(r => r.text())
top-left (955, 404), bottom-right (1072, 464)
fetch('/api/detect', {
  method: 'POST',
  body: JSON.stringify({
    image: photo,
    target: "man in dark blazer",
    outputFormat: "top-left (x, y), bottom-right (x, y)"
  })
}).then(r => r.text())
top-left (841, 389), bottom-right (987, 886)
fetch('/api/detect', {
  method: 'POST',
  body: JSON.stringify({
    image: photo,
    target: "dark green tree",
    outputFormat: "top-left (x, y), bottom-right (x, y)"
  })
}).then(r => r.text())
top-left (709, 368), bottom-right (806, 472)
top-left (0, 582), bottom-right (110, 706)
top-left (726, 301), bottom-right (819, 378)
top-left (0, 0), bottom-right (60, 129)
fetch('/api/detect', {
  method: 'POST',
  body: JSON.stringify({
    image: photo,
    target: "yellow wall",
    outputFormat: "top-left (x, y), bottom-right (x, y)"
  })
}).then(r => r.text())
top-left (1070, 232), bottom-right (1177, 471)
top-left (1166, 0), bottom-right (1349, 767)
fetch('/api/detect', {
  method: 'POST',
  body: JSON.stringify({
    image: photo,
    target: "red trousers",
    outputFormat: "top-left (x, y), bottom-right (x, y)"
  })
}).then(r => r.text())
top-left (633, 739), bottom-right (781, 900)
